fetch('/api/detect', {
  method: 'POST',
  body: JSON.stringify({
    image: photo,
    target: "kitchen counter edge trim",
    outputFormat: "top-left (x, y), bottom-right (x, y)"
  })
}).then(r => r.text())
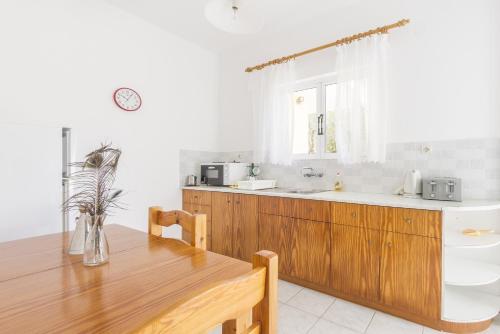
top-left (182, 186), bottom-right (500, 211)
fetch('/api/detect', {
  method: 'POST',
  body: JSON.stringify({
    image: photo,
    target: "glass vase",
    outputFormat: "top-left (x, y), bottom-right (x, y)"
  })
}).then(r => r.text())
top-left (83, 215), bottom-right (109, 266)
top-left (68, 213), bottom-right (90, 255)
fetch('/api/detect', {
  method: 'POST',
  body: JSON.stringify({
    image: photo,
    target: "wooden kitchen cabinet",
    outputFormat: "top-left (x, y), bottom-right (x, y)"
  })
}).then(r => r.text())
top-left (380, 231), bottom-right (441, 320)
top-left (331, 224), bottom-right (380, 301)
top-left (211, 192), bottom-right (234, 256)
top-left (232, 194), bottom-right (259, 262)
top-left (258, 213), bottom-right (293, 275)
top-left (182, 189), bottom-right (446, 330)
top-left (290, 219), bottom-right (331, 286)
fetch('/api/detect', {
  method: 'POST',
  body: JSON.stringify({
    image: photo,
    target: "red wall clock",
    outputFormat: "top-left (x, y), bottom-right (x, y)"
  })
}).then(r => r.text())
top-left (113, 87), bottom-right (142, 112)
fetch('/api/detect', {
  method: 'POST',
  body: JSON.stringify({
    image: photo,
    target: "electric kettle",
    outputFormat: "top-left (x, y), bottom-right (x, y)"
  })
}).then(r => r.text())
top-left (403, 169), bottom-right (423, 198)
top-left (185, 175), bottom-right (197, 186)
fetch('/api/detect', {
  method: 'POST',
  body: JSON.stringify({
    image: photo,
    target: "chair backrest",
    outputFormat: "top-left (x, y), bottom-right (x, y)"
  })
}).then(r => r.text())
top-left (134, 250), bottom-right (278, 334)
top-left (148, 206), bottom-right (207, 250)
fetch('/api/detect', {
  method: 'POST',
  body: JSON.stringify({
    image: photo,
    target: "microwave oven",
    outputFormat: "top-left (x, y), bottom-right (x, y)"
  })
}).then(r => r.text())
top-left (200, 162), bottom-right (248, 186)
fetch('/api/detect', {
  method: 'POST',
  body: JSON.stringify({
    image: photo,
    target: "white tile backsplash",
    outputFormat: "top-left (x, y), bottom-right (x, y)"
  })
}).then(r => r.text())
top-left (179, 138), bottom-right (500, 200)
top-left (178, 150), bottom-right (252, 187)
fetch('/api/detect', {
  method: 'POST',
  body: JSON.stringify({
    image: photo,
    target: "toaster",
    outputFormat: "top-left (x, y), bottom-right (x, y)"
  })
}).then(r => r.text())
top-left (422, 177), bottom-right (462, 202)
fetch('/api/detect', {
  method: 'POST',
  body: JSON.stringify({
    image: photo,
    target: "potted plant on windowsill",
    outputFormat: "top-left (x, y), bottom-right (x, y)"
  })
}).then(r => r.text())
top-left (63, 144), bottom-right (123, 266)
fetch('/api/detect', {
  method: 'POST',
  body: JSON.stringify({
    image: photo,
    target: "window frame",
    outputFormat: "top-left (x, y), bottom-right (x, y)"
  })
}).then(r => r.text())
top-left (291, 73), bottom-right (338, 160)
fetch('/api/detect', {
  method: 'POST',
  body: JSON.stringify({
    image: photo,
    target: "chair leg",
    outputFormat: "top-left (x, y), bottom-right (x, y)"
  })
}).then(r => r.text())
top-left (252, 251), bottom-right (278, 334)
top-left (222, 311), bottom-right (251, 334)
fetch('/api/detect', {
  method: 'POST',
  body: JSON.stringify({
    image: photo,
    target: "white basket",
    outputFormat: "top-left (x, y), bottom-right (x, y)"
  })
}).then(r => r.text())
top-left (237, 180), bottom-right (276, 190)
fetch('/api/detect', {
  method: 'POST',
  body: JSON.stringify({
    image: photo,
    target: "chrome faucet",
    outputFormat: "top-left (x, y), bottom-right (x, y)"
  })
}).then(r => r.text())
top-left (302, 167), bottom-right (324, 178)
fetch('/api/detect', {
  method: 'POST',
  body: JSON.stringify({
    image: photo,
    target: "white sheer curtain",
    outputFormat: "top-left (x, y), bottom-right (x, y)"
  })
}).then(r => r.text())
top-left (250, 61), bottom-right (296, 166)
top-left (334, 34), bottom-right (389, 164)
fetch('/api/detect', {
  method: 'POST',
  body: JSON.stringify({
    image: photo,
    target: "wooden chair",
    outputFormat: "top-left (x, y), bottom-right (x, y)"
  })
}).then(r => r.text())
top-left (148, 206), bottom-right (207, 250)
top-left (134, 250), bottom-right (278, 334)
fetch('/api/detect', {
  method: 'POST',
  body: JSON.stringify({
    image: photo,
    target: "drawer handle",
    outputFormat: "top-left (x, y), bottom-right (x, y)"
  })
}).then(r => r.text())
top-left (351, 212), bottom-right (357, 218)
top-left (194, 209), bottom-right (199, 213)
top-left (194, 196), bottom-right (198, 199)
top-left (227, 200), bottom-right (231, 204)
top-left (404, 218), bottom-right (412, 224)
top-left (387, 242), bottom-right (392, 248)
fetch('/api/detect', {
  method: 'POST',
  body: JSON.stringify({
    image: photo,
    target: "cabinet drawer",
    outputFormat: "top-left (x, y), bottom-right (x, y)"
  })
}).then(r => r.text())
top-left (291, 199), bottom-right (330, 222)
top-left (383, 208), bottom-right (441, 238)
top-left (364, 205), bottom-right (384, 230)
top-left (259, 196), bottom-right (330, 222)
top-left (259, 196), bottom-right (281, 215)
top-left (332, 203), bottom-right (363, 227)
top-left (182, 189), bottom-right (211, 206)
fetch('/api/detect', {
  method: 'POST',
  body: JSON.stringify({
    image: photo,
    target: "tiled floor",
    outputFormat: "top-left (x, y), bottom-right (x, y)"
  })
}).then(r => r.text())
top-left (211, 280), bottom-right (500, 334)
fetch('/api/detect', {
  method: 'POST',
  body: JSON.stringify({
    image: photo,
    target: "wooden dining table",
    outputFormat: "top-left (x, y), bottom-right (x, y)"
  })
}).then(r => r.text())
top-left (0, 224), bottom-right (252, 333)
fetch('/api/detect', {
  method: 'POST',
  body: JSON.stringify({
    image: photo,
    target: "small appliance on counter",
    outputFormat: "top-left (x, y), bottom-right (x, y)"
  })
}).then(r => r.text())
top-left (200, 162), bottom-right (248, 186)
top-left (394, 169), bottom-right (423, 198)
top-left (403, 169), bottom-right (423, 198)
top-left (185, 174), bottom-right (197, 186)
top-left (423, 177), bottom-right (462, 202)
top-left (248, 162), bottom-right (261, 179)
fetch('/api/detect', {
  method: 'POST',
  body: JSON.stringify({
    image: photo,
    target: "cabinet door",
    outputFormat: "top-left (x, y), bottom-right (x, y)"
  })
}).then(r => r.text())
top-left (290, 219), bottom-right (331, 287)
top-left (331, 224), bottom-right (380, 301)
top-left (232, 194), bottom-right (259, 262)
top-left (258, 214), bottom-right (293, 275)
top-left (380, 232), bottom-right (441, 320)
top-left (211, 192), bottom-right (233, 256)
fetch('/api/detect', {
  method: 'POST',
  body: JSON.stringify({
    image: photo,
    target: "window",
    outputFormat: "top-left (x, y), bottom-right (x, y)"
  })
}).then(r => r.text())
top-left (291, 75), bottom-right (337, 159)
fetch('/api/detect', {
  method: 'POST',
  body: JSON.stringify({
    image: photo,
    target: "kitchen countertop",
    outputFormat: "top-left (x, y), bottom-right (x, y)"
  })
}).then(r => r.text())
top-left (183, 186), bottom-right (500, 211)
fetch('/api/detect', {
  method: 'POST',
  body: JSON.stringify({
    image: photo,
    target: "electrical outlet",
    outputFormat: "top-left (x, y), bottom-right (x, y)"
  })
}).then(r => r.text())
top-left (419, 144), bottom-right (432, 154)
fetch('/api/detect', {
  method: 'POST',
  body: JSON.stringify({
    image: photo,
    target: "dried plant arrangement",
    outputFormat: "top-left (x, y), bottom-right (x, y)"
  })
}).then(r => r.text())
top-left (63, 143), bottom-right (124, 222)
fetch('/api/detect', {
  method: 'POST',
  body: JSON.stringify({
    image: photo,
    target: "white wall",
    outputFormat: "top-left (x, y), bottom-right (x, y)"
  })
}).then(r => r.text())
top-left (217, 0), bottom-right (500, 151)
top-left (0, 0), bottom-right (220, 238)
top-left (0, 124), bottom-right (61, 242)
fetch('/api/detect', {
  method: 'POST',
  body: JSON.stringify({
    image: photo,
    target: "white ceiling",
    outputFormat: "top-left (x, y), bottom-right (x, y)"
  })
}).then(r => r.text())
top-left (105, 0), bottom-right (360, 53)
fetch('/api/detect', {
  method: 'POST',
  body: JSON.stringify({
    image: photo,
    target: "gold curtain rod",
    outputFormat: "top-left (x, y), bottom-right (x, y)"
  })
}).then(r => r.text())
top-left (245, 18), bottom-right (410, 73)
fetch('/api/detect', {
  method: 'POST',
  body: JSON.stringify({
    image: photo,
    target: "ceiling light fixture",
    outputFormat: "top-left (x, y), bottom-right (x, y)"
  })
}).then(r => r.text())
top-left (205, 0), bottom-right (264, 34)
